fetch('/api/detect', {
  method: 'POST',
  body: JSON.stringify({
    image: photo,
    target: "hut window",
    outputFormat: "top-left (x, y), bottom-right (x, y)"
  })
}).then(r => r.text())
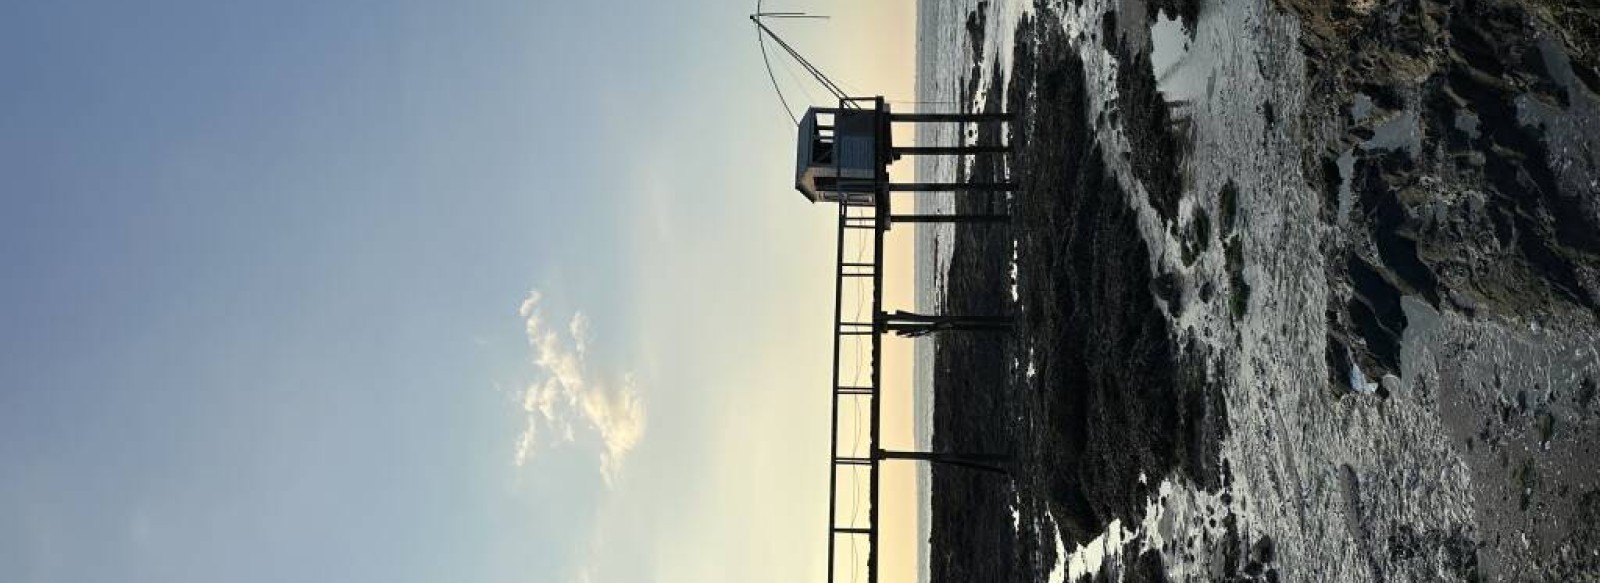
top-left (811, 138), bottom-right (834, 166)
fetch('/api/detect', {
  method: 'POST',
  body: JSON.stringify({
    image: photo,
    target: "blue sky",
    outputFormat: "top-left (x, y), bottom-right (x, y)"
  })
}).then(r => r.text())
top-left (1, 1), bottom-right (915, 582)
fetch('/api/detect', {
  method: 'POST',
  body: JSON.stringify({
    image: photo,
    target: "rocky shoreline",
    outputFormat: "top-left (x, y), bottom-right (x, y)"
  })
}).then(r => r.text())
top-left (927, 0), bottom-right (1600, 580)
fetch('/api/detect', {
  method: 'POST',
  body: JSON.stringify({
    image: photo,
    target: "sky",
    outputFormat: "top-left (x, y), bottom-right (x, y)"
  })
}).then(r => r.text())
top-left (0, 2), bottom-right (919, 582)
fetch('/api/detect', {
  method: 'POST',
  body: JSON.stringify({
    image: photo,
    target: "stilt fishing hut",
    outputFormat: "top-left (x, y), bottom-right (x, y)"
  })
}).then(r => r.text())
top-left (792, 97), bottom-right (1018, 219)
top-left (753, 9), bottom-right (1019, 583)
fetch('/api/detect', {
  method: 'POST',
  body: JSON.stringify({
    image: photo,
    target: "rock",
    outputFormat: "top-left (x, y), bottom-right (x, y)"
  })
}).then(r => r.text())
top-left (1381, 374), bottom-right (1402, 396)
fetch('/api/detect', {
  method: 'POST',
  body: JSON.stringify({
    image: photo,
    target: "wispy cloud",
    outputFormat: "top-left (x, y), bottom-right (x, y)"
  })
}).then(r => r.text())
top-left (514, 290), bottom-right (645, 486)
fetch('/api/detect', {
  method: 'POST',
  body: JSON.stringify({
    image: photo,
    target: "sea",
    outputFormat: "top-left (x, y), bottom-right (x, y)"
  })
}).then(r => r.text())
top-left (913, 3), bottom-right (1031, 583)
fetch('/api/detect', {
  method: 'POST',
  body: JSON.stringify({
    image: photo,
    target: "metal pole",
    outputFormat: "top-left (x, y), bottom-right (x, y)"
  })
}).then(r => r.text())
top-left (892, 145), bottom-right (1011, 155)
top-left (866, 162), bottom-right (885, 583)
top-left (878, 312), bottom-right (1013, 326)
top-left (888, 182), bottom-right (1018, 192)
top-left (875, 311), bottom-right (1013, 336)
top-left (889, 214), bottom-right (1010, 224)
top-left (889, 112), bottom-right (1013, 123)
top-left (876, 449), bottom-right (1012, 474)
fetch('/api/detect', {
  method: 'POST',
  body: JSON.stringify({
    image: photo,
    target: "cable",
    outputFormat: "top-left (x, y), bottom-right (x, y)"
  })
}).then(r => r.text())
top-left (751, 13), bottom-right (855, 106)
top-left (755, 19), bottom-right (798, 125)
top-left (776, 46), bottom-right (824, 109)
top-left (846, 221), bottom-right (871, 583)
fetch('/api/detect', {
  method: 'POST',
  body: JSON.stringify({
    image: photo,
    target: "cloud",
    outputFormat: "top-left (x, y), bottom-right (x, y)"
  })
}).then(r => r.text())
top-left (514, 290), bottom-right (645, 486)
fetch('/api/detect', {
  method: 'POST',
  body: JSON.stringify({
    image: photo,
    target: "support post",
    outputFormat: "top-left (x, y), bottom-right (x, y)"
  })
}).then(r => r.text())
top-left (892, 145), bottom-right (1010, 156)
top-left (866, 157), bottom-right (886, 583)
top-left (889, 112), bottom-right (1014, 123)
top-left (888, 182), bottom-right (1018, 192)
top-left (876, 449), bottom-right (1012, 474)
top-left (875, 310), bottom-right (1012, 337)
top-left (889, 214), bottom-right (1009, 224)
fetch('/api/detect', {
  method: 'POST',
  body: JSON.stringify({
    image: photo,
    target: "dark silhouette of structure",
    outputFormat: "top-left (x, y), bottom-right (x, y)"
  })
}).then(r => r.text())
top-left (752, 10), bottom-right (1017, 582)
top-left (798, 96), bottom-right (1016, 583)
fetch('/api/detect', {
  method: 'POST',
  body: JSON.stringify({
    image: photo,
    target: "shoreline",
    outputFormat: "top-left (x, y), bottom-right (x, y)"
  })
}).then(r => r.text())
top-left (921, 0), bottom-right (1600, 580)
